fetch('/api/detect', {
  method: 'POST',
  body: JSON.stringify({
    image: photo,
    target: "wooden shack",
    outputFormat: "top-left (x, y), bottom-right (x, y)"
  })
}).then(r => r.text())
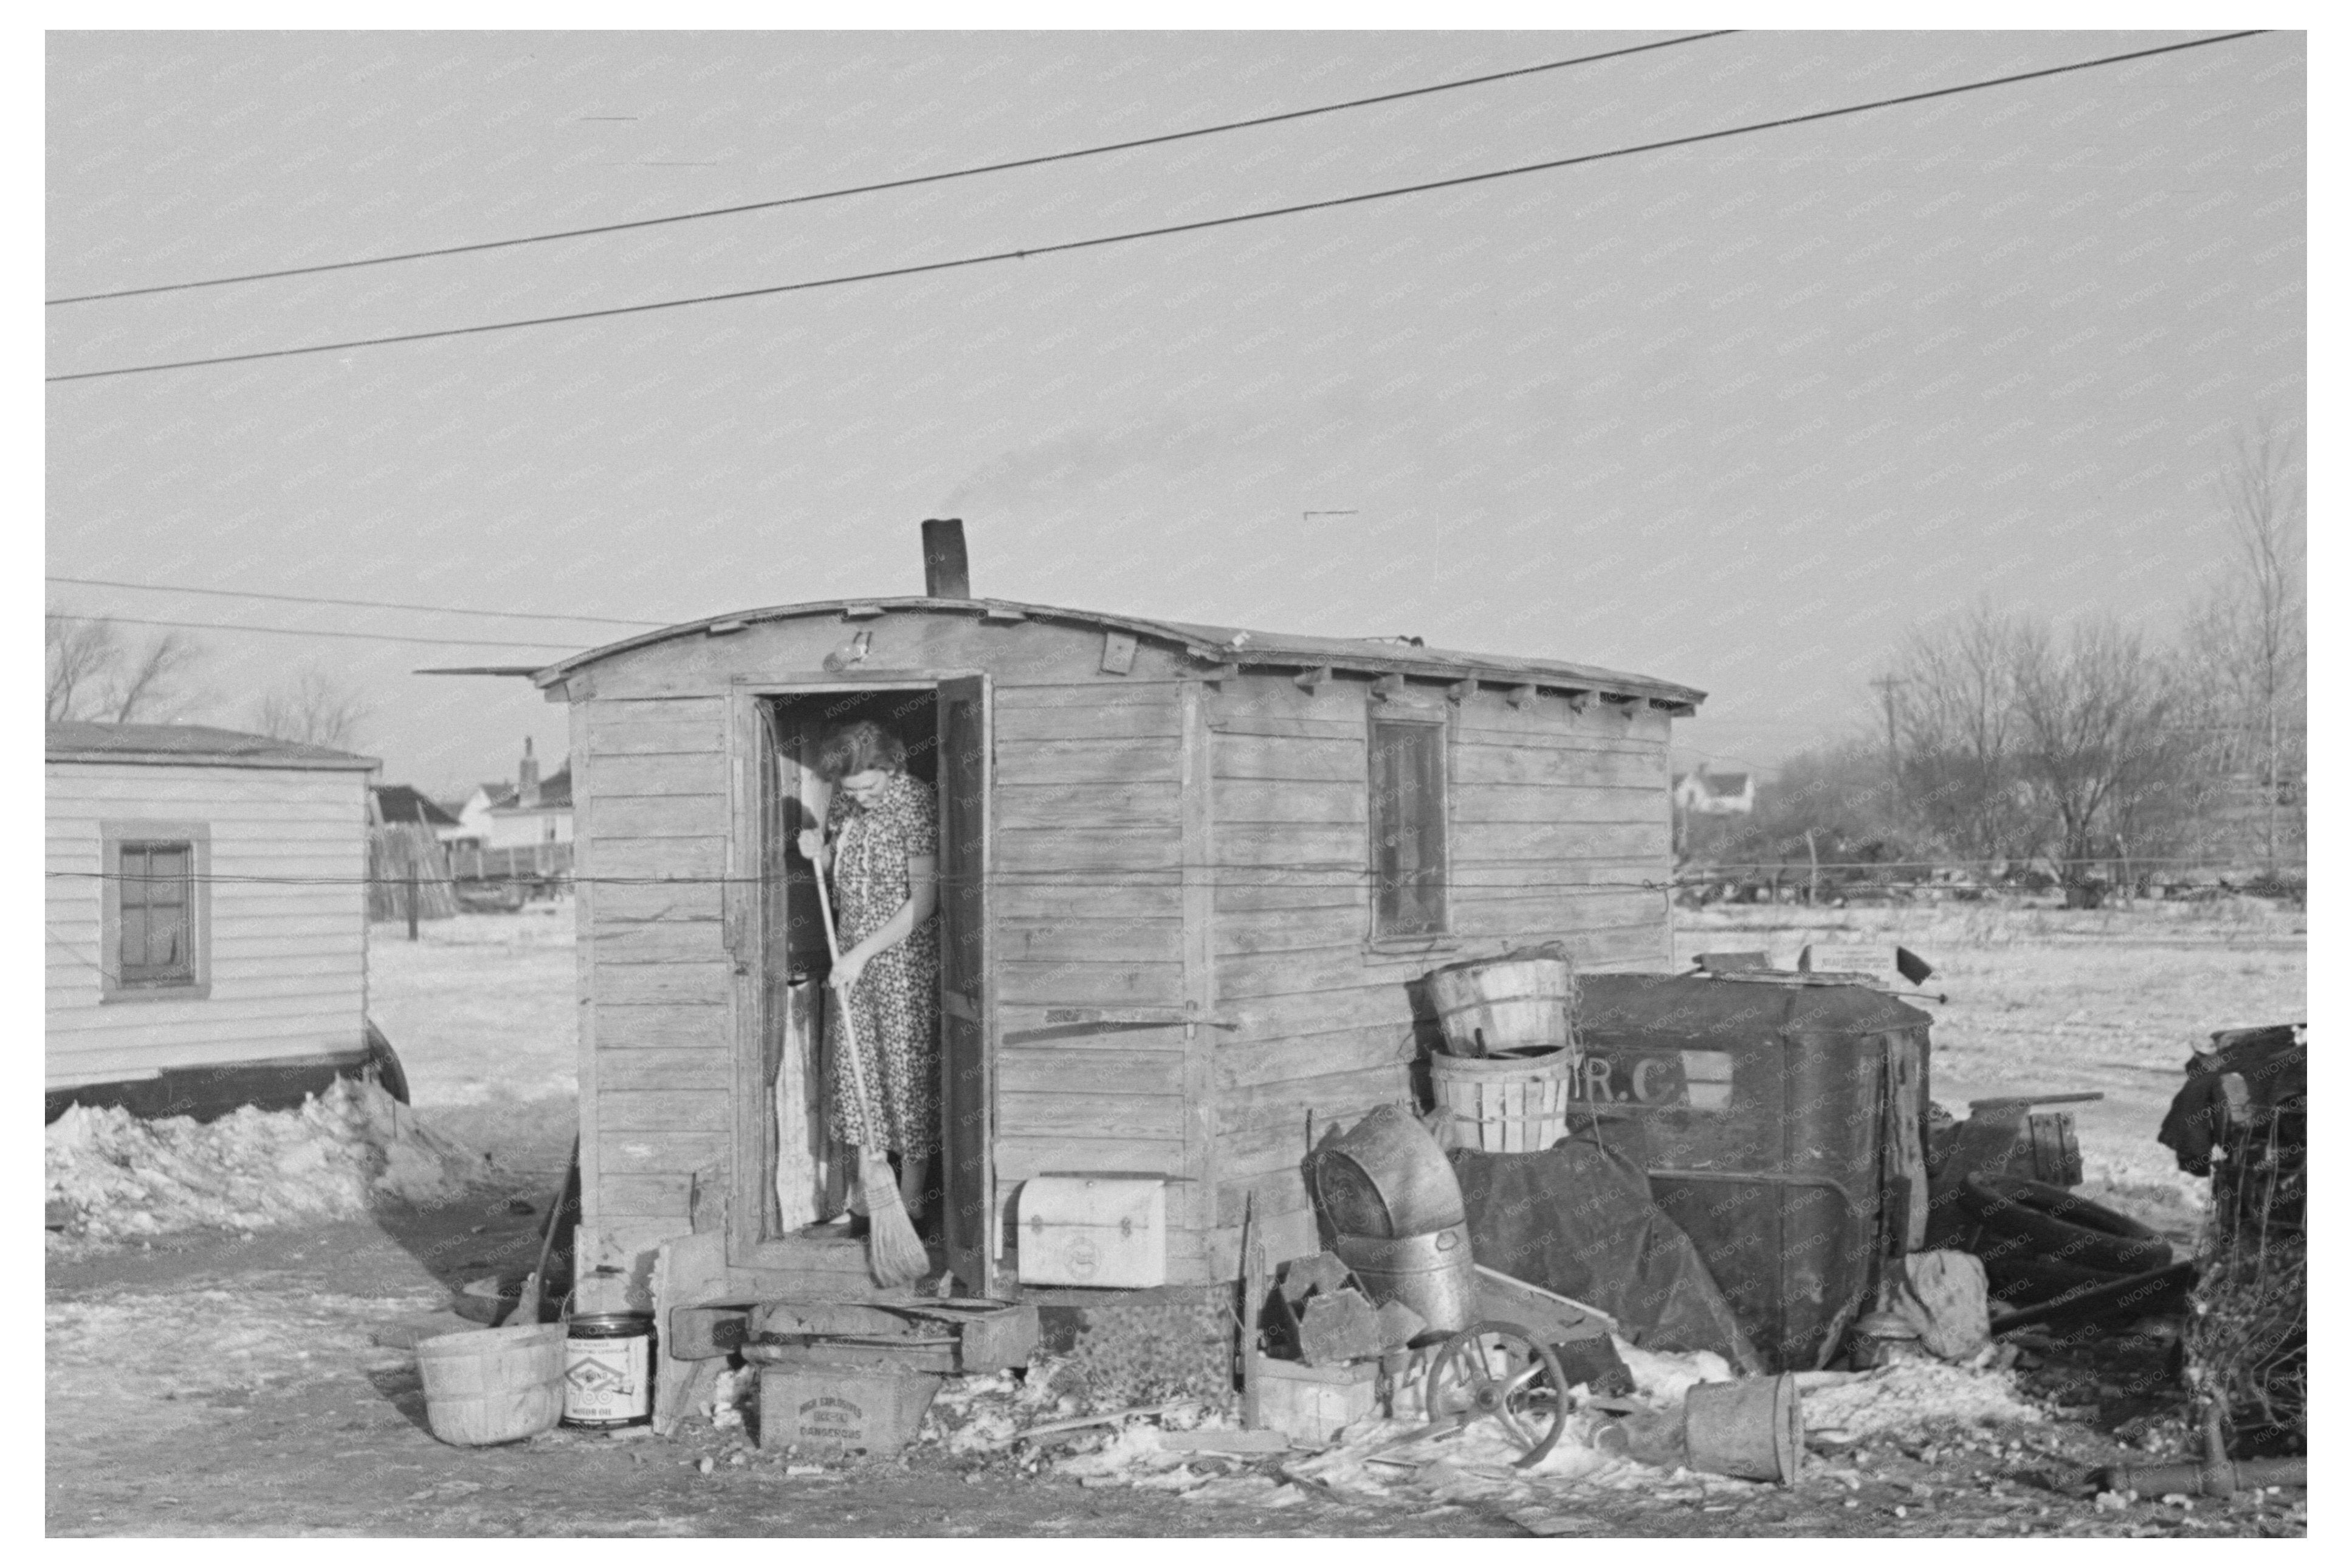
top-left (524, 543), bottom-right (1705, 1313)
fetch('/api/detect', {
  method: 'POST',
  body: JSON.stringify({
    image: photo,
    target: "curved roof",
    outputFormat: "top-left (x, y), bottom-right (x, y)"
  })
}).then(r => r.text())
top-left (531, 597), bottom-right (1706, 710)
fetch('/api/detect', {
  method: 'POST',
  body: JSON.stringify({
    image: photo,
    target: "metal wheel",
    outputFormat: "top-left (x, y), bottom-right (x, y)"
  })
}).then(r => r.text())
top-left (1423, 1320), bottom-right (1570, 1468)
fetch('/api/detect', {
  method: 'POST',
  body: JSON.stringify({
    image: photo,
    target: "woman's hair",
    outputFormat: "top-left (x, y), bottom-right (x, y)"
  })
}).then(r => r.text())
top-left (815, 720), bottom-right (907, 782)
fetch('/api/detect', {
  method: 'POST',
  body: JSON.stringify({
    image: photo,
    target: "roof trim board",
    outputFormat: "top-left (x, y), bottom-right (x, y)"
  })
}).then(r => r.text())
top-left (521, 597), bottom-right (1707, 709)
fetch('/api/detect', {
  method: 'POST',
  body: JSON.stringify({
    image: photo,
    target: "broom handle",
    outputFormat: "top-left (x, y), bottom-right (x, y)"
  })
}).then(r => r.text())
top-left (811, 841), bottom-right (887, 1167)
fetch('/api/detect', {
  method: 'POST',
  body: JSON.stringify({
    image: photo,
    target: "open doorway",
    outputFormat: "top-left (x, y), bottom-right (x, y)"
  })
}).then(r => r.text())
top-left (751, 676), bottom-right (992, 1293)
top-left (757, 686), bottom-right (942, 1240)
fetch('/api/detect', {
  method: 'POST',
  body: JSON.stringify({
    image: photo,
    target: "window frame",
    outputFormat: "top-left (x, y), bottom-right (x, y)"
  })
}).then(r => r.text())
top-left (1364, 702), bottom-right (1454, 949)
top-left (100, 820), bottom-right (211, 1003)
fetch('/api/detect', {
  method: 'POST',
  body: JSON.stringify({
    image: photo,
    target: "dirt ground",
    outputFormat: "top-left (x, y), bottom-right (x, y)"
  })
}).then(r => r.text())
top-left (48, 899), bottom-right (2306, 1537)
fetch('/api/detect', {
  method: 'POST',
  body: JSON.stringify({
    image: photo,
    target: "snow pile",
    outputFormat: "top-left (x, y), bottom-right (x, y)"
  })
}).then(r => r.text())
top-left (46, 1077), bottom-right (484, 1245)
top-left (1800, 1360), bottom-right (2045, 1439)
top-left (1613, 1338), bottom-right (1735, 1406)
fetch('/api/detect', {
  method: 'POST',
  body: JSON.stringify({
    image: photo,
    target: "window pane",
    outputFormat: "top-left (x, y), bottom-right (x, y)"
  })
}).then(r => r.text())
top-left (117, 840), bottom-right (196, 985)
top-left (1370, 721), bottom-right (1446, 937)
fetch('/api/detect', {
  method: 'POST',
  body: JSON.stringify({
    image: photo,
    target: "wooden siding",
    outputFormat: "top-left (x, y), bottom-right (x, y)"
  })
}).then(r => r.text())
top-left (989, 676), bottom-right (1200, 1265)
top-left (565, 607), bottom-right (1682, 1299)
top-left (45, 760), bottom-right (370, 1087)
top-left (1205, 677), bottom-right (1674, 1246)
top-left (574, 693), bottom-right (733, 1265)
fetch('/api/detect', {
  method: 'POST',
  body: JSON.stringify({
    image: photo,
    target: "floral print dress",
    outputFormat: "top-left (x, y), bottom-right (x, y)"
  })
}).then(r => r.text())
top-left (822, 771), bottom-right (940, 1159)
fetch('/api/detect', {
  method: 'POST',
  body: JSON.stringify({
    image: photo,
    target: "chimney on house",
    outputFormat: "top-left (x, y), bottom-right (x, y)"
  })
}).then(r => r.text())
top-left (518, 737), bottom-right (540, 810)
top-left (921, 518), bottom-right (970, 599)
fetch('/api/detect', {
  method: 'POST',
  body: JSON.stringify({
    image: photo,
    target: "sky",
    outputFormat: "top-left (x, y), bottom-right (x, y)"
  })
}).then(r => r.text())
top-left (44, 28), bottom-right (2305, 797)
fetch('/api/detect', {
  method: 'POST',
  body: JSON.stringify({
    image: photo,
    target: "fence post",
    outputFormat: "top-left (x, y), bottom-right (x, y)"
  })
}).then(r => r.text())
top-left (407, 863), bottom-right (419, 941)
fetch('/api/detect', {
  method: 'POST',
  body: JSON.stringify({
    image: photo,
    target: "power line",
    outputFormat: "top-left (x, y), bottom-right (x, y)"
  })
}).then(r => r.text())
top-left (46, 574), bottom-right (670, 629)
top-left (46, 32), bottom-right (1733, 306)
top-left (46, 30), bottom-right (2265, 386)
top-left (46, 611), bottom-right (581, 650)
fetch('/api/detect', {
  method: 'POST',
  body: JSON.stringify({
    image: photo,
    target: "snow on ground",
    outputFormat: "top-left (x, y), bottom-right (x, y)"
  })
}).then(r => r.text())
top-left (46, 1078), bottom-right (485, 1251)
top-left (367, 901), bottom-right (579, 1172)
top-left (46, 1284), bottom-right (444, 1435)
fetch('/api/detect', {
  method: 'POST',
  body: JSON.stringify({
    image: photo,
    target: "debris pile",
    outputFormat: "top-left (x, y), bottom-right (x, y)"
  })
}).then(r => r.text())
top-left (1800, 1360), bottom-right (2046, 1441)
top-left (46, 1076), bottom-right (483, 1245)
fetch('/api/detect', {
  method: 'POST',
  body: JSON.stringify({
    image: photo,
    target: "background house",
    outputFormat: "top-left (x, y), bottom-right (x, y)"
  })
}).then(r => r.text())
top-left (450, 738), bottom-right (575, 851)
top-left (45, 722), bottom-right (384, 1118)
top-left (369, 783), bottom-right (460, 833)
top-left (1673, 768), bottom-right (1756, 816)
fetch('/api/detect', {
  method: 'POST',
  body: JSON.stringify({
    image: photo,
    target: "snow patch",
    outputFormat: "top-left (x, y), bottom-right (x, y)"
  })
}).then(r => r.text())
top-left (46, 1077), bottom-right (484, 1246)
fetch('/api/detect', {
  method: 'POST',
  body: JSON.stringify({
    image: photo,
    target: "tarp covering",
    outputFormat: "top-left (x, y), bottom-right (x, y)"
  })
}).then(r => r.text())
top-left (1451, 1132), bottom-right (1764, 1373)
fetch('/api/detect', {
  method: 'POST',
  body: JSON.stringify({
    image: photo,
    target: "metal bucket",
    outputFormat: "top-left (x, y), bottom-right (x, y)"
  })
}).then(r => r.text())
top-left (1425, 951), bottom-right (1577, 1059)
top-left (1308, 1104), bottom-right (1467, 1239)
top-left (1683, 1374), bottom-right (1802, 1485)
top-left (562, 1312), bottom-right (657, 1429)
top-left (1331, 1225), bottom-right (1477, 1335)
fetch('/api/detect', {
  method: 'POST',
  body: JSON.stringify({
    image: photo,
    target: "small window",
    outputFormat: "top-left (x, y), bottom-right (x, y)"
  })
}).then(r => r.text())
top-left (1369, 716), bottom-right (1448, 939)
top-left (101, 822), bottom-right (210, 1001)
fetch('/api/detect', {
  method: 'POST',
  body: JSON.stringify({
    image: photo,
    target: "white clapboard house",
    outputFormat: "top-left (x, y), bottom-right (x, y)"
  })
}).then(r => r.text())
top-left (44, 722), bottom-right (394, 1121)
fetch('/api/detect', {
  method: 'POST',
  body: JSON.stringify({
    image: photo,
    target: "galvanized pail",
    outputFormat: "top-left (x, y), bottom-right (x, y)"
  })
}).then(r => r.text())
top-left (1308, 1104), bottom-right (1467, 1239)
top-left (1331, 1224), bottom-right (1477, 1335)
top-left (1683, 1374), bottom-right (1802, 1485)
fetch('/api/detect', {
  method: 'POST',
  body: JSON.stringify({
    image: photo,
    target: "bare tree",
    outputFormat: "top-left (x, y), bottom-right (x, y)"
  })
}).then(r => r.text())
top-left (45, 614), bottom-right (201, 723)
top-left (2186, 422), bottom-right (2306, 868)
top-left (249, 669), bottom-right (371, 751)
top-left (2012, 615), bottom-right (2190, 905)
top-left (1888, 603), bottom-right (2041, 865)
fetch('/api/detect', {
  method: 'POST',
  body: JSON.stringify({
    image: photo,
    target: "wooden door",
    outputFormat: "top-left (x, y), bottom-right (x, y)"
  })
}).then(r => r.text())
top-left (936, 676), bottom-right (995, 1294)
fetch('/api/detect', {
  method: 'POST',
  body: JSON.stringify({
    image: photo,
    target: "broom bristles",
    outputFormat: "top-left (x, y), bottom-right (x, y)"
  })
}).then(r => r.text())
top-left (862, 1163), bottom-right (930, 1287)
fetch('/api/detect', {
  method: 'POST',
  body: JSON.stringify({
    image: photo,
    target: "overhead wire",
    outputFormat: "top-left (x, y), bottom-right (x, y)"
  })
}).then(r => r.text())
top-left (50, 30), bottom-right (2258, 385)
top-left (43, 611), bottom-right (583, 650)
top-left (46, 30), bottom-right (2266, 385)
top-left (45, 31), bottom-right (1734, 306)
top-left (45, 574), bottom-right (671, 629)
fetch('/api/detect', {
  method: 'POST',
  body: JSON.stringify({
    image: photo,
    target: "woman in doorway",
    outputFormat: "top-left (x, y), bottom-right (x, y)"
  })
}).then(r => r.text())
top-left (799, 721), bottom-right (940, 1225)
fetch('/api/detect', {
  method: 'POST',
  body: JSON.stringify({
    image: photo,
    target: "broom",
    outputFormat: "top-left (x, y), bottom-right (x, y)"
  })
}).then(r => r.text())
top-left (812, 857), bottom-right (931, 1288)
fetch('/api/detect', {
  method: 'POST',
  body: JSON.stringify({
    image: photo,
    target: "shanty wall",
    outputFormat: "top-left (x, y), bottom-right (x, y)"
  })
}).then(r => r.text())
top-left (44, 759), bottom-right (373, 1089)
top-left (1205, 676), bottom-right (1673, 1267)
top-left (559, 612), bottom-right (1216, 1293)
top-left (559, 607), bottom-right (1674, 1296)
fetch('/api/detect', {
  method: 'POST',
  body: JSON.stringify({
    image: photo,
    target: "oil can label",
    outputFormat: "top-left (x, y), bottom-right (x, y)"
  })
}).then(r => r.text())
top-left (563, 1333), bottom-right (651, 1422)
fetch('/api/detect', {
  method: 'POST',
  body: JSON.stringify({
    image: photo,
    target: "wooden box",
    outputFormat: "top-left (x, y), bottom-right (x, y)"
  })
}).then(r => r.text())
top-left (1256, 1357), bottom-right (1376, 1446)
top-left (1016, 1177), bottom-right (1167, 1288)
top-left (755, 1366), bottom-right (941, 1455)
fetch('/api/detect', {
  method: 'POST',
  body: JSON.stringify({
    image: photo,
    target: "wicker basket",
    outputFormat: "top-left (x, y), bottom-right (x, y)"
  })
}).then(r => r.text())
top-left (1430, 1047), bottom-right (1574, 1154)
top-left (415, 1322), bottom-right (566, 1446)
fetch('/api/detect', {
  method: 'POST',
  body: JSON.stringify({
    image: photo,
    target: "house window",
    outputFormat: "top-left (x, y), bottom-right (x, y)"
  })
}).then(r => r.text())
top-left (101, 822), bottom-right (210, 1001)
top-left (1369, 715), bottom-right (1449, 940)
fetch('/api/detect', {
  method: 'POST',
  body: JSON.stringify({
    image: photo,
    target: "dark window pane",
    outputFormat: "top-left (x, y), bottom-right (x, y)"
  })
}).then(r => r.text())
top-left (1369, 721), bottom-right (1447, 938)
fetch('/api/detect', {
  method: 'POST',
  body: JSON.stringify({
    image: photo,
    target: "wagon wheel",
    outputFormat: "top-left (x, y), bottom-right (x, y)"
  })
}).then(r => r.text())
top-left (1423, 1321), bottom-right (1570, 1468)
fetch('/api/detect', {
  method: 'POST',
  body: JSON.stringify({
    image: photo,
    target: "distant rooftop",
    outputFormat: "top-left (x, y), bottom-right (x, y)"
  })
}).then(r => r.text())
top-left (371, 783), bottom-right (461, 827)
top-left (46, 721), bottom-right (379, 772)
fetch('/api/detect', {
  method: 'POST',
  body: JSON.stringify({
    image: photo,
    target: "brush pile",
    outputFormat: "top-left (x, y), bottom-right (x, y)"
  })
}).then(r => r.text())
top-left (2177, 1026), bottom-right (2306, 1457)
top-left (46, 1076), bottom-right (484, 1246)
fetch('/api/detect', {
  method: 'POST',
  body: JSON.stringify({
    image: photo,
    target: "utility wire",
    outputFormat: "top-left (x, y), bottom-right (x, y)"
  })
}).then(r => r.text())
top-left (46, 574), bottom-right (670, 629)
top-left (47, 32), bottom-right (1733, 306)
top-left (46, 30), bottom-right (2266, 385)
top-left (46, 611), bottom-right (582, 650)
